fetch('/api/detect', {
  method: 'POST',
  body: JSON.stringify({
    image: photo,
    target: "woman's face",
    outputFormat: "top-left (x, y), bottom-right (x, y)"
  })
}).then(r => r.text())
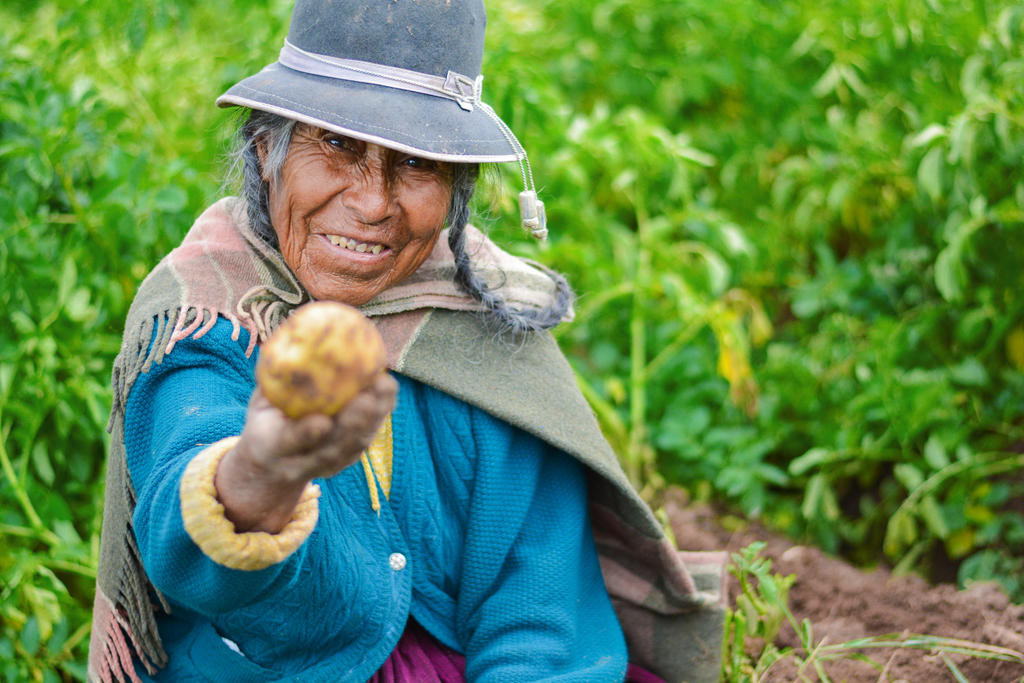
top-left (265, 124), bottom-right (453, 306)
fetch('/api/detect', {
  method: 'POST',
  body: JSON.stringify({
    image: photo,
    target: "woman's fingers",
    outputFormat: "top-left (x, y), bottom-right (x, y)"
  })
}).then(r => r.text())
top-left (238, 374), bottom-right (398, 479)
top-left (243, 389), bottom-right (331, 455)
top-left (337, 374), bottom-right (397, 431)
top-left (306, 374), bottom-right (398, 464)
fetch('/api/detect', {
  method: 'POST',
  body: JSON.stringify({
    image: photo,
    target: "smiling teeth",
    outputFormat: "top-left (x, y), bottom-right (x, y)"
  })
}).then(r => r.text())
top-left (326, 234), bottom-right (383, 254)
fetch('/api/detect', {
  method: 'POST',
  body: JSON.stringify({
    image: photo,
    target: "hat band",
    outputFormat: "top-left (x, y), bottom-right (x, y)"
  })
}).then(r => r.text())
top-left (278, 40), bottom-right (483, 112)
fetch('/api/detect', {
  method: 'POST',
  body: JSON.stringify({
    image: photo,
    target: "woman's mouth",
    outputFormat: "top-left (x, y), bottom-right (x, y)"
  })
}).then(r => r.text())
top-left (323, 234), bottom-right (385, 255)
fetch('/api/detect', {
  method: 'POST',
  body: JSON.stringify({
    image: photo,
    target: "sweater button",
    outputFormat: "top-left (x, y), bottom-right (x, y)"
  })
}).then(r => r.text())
top-left (389, 553), bottom-right (407, 571)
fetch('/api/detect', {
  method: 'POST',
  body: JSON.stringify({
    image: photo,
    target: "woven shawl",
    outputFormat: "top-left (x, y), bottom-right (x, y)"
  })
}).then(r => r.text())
top-left (88, 198), bottom-right (727, 683)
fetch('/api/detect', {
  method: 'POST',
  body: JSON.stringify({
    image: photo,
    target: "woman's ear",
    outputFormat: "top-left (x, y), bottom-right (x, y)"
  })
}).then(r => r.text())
top-left (255, 136), bottom-right (270, 183)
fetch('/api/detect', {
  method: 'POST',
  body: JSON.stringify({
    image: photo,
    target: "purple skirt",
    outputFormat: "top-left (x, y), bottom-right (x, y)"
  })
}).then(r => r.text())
top-left (368, 619), bottom-right (664, 682)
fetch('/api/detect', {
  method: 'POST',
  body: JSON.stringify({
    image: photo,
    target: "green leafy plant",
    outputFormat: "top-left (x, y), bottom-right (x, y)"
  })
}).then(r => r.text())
top-left (485, 0), bottom-right (1024, 601)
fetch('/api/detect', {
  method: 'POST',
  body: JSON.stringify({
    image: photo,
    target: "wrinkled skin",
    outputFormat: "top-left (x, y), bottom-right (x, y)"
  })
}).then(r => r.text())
top-left (218, 124), bottom-right (453, 533)
top-left (269, 124), bottom-right (453, 307)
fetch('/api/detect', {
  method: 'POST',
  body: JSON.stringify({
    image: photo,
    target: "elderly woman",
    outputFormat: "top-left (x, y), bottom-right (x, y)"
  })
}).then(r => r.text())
top-left (88, 1), bottom-right (725, 681)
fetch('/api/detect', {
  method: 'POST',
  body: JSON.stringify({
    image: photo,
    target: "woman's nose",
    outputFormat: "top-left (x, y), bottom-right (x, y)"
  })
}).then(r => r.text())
top-left (343, 157), bottom-right (394, 225)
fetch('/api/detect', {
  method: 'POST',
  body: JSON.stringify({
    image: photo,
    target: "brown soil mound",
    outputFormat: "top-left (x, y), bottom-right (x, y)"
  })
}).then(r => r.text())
top-left (663, 489), bottom-right (1024, 682)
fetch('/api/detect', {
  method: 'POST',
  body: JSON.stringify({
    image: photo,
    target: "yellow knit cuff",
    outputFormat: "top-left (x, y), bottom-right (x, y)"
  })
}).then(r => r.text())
top-left (180, 436), bottom-right (320, 571)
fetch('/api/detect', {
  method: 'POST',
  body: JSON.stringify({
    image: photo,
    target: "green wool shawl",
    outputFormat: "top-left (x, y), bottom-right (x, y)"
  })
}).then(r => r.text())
top-left (88, 198), bottom-right (726, 683)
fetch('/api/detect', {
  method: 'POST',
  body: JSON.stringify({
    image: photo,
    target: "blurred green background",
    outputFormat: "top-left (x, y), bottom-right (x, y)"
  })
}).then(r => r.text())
top-left (2, 0), bottom-right (1023, 678)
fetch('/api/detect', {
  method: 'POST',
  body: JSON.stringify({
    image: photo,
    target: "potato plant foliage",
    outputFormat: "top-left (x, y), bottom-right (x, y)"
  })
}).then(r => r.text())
top-left (1, 0), bottom-right (1022, 679)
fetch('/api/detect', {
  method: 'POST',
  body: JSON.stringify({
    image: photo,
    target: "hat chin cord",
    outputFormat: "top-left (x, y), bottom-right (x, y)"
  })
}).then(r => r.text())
top-left (477, 103), bottom-right (548, 241)
top-left (277, 40), bottom-right (548, 240)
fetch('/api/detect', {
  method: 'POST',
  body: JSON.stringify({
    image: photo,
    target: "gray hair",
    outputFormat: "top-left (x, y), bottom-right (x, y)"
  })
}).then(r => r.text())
top-left (229, 110), bottom-right (296, 248)
top-left (229, 109), bottom-right (573, 334)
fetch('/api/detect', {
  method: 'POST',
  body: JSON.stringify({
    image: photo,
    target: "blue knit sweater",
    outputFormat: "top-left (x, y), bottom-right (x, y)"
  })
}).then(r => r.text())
top-left (124, 318), bottom-right (628, 681)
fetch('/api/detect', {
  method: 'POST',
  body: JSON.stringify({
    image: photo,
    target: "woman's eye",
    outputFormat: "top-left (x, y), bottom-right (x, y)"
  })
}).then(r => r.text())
top-left (325, 135), bottom-right (355, 151)
top-left (402, 156), bottom-right (437, 171)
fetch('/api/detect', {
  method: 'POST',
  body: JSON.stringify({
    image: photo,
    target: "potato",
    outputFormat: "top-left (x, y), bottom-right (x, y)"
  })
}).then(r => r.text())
top-left (256, 301), bottom-right (386, 418)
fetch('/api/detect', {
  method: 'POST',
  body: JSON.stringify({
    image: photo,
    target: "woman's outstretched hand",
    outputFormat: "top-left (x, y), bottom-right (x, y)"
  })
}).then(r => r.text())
top-left (214, 372), bottom-right (398, 533)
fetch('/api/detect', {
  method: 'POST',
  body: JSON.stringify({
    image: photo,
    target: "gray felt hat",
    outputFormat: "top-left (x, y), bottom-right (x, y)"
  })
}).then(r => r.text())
top-left (217, 0), bottom-right (525, 164)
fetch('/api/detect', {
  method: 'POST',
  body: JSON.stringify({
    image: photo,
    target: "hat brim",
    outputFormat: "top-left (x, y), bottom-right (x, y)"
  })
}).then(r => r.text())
top-left (217, 62), bottom-right (523, 163)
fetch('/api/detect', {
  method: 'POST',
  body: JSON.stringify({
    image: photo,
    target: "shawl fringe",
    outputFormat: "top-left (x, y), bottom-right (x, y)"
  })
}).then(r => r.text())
top-left (108, 301), bottom-right (284, 431)
top-left (88, 587), bottom-right (142, 683)
top-left (88, 565), bottom-right (167, 682)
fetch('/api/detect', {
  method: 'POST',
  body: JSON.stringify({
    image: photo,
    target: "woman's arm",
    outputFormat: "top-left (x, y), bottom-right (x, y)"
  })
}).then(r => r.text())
top-left (124, 317), bottom-right (393, 614)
